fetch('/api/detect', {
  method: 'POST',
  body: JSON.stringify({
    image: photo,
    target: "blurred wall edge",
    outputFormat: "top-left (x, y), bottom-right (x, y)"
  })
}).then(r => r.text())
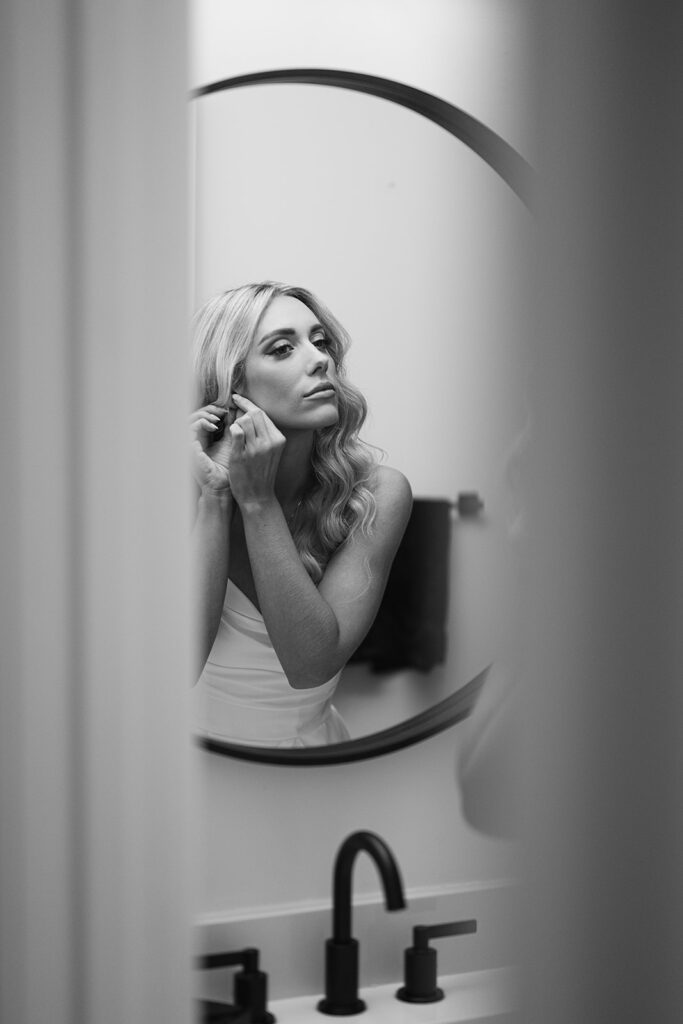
top-left (0, 3), bottom-right (193, 1024)
top-left (520, 3), bottom-right (683, 1023)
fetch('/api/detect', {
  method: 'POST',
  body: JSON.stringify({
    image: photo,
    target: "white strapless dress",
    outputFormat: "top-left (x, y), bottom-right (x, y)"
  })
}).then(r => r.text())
top-left (193, 580), bottom-right (350, 747)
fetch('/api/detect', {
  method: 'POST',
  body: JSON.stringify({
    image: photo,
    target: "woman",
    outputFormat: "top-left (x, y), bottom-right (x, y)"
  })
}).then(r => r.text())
top-left (191, 281), bottom-right (412, 747)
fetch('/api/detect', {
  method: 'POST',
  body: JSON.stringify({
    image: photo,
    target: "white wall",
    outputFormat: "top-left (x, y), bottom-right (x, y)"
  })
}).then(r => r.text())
top-left (1, 3), bottom-right (193, 1023)
top-left (192, 0), bottom-right (528, 946)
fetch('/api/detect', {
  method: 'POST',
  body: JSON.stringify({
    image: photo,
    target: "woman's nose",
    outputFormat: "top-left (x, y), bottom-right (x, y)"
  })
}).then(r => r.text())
top-left (307, 344), bottom-right (330, 373)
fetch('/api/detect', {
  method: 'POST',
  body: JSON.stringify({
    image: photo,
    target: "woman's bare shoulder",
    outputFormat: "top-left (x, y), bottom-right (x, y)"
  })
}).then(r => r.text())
top-left (370, 464), bottom-right (413, 523)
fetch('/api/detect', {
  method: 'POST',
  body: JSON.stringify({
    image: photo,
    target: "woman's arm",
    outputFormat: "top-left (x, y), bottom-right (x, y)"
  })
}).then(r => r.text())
top-left (225, 394), bottom-right (411, 688)
top-left (190, 404), bottom-right (234, 678)
top-left (242, 466), bottom-right (412, 690)
top-left (192, 488), bottom-right (233, 677)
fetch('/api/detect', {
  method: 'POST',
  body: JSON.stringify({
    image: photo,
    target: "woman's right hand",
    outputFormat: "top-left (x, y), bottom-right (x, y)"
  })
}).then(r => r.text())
top-left (189, 404), bottom-right (233, 493)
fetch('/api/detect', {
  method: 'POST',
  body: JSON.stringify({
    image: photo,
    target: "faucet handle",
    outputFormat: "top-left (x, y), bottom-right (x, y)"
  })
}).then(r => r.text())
top-left (196, 948), bottom-right (275, 1023)
top-left (396, 919), bottom-right (477, 1004)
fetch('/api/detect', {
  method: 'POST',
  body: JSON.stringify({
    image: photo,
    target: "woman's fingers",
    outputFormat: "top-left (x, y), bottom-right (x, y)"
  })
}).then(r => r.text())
top-left (229, 420), bottom-right (246, 448)
top-left (190, 404), bottom-right (226, 420)
top-left (232, 396), bottom-right (265, 446)
top-left (234, 412), bottom-right (285, 452)
top-left (232, 394), bottom-right (284, 445)
top-left (225, 398), bottom-right (287, 506)
top-left (193, 398), bottom-right (285, 456)
top-left (232, 395), bottom-right (268, 436)
top-left (193, 416), bottom-right (219, 434)
top-left (263, 415), bottom-right (286, 445)
top-left (231, 394), bottom-right (258, 414)
top-left (234, 412), bottom-right (257, 446)
top-left (190, 405), bottom-right (227, 433)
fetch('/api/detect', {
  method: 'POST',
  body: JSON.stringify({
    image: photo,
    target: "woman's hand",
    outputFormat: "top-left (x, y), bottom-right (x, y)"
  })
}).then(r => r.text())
top-left (190, 403), bottom-right (233, 493)
top-left (228, 394), bottom-right (286, 509)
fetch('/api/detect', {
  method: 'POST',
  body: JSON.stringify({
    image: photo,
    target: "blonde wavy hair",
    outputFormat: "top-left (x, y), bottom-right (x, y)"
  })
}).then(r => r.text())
top-left (192, 281), bottom-right (378, 582)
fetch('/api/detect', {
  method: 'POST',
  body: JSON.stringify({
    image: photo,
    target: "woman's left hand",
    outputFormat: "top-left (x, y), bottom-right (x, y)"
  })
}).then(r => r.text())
top-left (228, 395), bottom-right (286, 509)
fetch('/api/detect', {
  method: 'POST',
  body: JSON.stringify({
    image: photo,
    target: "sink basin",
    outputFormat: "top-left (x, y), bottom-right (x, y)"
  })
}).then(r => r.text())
top-left (267, 967), bottom-right (516, 1023)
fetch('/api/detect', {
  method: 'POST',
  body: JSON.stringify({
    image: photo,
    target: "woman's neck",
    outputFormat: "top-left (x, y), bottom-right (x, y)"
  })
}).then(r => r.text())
top-left (274, 430), bottom-right (315, 505)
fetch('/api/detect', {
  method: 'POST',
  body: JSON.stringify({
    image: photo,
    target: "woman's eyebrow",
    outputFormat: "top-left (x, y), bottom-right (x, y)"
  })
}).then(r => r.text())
top-left (257, 327), bottom-right (296, 347)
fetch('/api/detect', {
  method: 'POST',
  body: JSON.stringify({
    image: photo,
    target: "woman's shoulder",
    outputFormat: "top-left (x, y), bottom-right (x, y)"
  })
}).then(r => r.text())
top-left (370, 464), bottom-right (413, 521)
top-left (371, 463), bottom-right (412, 496)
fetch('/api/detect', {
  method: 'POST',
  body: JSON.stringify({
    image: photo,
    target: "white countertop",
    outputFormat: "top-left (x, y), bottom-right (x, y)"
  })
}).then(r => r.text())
top-left (267, 967), bottom-right (516, 1024)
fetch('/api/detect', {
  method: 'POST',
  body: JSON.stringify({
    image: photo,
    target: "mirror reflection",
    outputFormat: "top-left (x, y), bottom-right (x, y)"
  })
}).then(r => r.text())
top-left (191, 81), bottom-right (529, 750)
top-left (191, 282), bottom-right (412, 747)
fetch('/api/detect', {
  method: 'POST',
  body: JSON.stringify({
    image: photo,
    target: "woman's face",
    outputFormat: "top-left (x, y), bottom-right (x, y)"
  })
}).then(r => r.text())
top-left (241, 295), bottom-right (340, 432)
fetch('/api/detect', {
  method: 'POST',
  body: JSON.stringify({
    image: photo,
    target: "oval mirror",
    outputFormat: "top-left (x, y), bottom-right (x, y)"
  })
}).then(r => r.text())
top-left (191, 69), bottom-right (533, 765)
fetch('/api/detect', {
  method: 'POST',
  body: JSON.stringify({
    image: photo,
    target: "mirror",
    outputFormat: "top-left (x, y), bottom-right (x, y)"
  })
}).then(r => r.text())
top-left (191, 69), bottom-right (533, 764)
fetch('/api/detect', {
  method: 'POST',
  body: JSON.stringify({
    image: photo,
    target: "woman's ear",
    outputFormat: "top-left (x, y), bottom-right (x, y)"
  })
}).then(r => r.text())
top-left (232, 363), bottom-right (248, 400)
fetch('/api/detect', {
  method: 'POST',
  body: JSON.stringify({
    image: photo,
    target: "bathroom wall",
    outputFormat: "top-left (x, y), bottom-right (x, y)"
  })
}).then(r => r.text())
top-left (192, 0), bottom-right (530, 965)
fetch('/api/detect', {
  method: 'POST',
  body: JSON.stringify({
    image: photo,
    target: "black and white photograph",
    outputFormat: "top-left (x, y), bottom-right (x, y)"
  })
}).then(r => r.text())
top-left (2, 2), bottom-right (681, 1023)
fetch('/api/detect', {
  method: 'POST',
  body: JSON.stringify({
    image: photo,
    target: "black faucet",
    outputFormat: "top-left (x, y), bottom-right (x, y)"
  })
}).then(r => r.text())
top-left (317, 830), bottom-right (407, 1016)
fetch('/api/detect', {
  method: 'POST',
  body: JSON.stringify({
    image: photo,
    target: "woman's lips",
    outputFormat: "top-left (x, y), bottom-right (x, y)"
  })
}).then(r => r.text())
top-left (304, 384), bottom-right (337, 399)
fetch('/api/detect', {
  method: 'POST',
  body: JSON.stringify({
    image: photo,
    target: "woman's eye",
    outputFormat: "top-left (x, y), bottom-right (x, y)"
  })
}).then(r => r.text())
top-left (270, 343), bottom-right (292, 357)
top-left (312, 336), bottom-right (329, 349)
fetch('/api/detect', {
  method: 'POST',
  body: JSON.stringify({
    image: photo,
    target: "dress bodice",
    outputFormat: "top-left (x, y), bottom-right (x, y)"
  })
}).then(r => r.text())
top-left (193, 580), bottom-right (349, 747)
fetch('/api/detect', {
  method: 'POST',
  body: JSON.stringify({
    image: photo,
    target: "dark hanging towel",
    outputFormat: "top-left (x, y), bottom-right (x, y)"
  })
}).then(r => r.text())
top-left (349, 497), bottom-right (451, 672)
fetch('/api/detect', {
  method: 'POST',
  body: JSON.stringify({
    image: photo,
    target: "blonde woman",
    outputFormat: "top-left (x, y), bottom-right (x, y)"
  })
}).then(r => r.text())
top-left (191, 282), bottom-right (412, 747)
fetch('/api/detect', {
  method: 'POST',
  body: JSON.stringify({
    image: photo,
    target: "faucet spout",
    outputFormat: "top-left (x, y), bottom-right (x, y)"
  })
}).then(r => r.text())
top-left (318, 831), bottom-right (407, 1016)
top-left (332, 830), bottom-right (406, 943)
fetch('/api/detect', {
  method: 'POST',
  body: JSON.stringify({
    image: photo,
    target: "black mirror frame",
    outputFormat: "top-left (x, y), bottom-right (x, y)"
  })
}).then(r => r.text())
top-left (198, 666), bottom-right (491, 766)
top-left (190, 67), bottom-right (534, 205)
top-left (190, 67), bottom-right (533, 765)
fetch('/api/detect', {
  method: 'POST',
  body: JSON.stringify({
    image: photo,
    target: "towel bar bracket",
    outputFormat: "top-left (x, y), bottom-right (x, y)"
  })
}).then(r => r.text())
top-left (453, 492), bottom-right (484, 517)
